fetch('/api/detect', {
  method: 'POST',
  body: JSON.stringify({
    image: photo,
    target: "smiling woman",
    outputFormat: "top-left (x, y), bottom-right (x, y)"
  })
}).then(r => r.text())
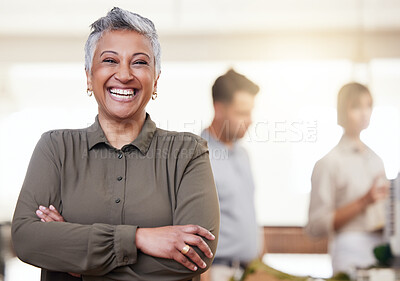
top-left (11, 7), bottom-right (219, 281)
top-left (88, 30), bottom-right (157, 131)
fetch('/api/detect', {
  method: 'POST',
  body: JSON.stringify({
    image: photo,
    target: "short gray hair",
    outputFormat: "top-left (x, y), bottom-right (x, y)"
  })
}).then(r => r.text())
top-left (84, 7), bottom-right (161, 75)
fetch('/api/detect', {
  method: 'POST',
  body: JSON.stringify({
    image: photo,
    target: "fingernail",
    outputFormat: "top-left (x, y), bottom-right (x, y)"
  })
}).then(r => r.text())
top-left (41, 219), bottom-right (45, 222)
top-left (49, 205), bottom-right (55, 210)
top-left (36, 210), bottom-right (43, 215)
top-left (39, 206), bottom-right (46, 211)
top-left (193, 266), bottom-right (197, 271)
top-left (202, 262), bottom-right (206, 268)
top-left (210, 252), bottom-right (213, 257)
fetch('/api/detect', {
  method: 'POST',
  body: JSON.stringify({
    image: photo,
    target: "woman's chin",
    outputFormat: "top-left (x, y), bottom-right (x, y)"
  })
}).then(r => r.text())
top-left (360, 122), bottom-right (370, 131)
top-left (102, 102), bottom-right (138, 120)
top-left (100, 106), bottom-right (141, 121)
top-left (111, 111), bottom-right (139, 121)
top-left (99, 93), bottom-right (149, 121)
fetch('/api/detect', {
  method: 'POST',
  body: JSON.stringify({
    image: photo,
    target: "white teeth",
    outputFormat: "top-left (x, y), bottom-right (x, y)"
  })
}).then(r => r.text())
top-left (110, 93), bottom-right (132, 99)
top-left (109, 88), bottom-right (135, 96)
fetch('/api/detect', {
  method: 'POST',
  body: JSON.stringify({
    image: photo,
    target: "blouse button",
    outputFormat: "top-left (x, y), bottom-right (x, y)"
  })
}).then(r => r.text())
top-left (118, 153), bottom-right (123, 159)
top-left (117, 176), bottom-right (123, 181)
top-left (115, 198), bottom-right (121, 203)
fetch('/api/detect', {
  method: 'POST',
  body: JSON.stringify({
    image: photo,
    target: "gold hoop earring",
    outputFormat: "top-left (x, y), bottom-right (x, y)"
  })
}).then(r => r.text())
top-left (87, 89), bottom-right (93, 97)
top-left (152, 91), bottom-right (158, 100)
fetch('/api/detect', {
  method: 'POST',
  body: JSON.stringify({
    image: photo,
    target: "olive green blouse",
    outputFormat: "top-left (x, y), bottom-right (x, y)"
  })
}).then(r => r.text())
top-left (11, 113), bottom-right (219, 281)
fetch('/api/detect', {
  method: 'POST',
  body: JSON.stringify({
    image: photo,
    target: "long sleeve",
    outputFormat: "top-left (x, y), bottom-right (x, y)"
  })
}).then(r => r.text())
top-left (12, 133), bottom-right (138, 276)
top-left (88, 139), bottom-right (220, 281)
top-left (305, 158), bottom-right (336, 238)
top-left (306, 136), bottom-right (390, 239)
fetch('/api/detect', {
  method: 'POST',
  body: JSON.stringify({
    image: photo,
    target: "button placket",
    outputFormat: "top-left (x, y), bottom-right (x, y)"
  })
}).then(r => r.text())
top-left (111, 150), bottom-right (126, 224)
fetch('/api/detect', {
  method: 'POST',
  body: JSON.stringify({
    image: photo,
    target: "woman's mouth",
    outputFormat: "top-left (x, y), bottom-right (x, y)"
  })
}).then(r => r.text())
top-left (108, 87), bottom-right (137, 102)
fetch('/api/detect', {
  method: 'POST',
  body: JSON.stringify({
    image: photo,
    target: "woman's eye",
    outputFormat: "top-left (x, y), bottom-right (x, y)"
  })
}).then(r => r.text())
top-left (103, 58), bottom-right (116, 63)
top-left (133, 60), bottom-right (148, 65)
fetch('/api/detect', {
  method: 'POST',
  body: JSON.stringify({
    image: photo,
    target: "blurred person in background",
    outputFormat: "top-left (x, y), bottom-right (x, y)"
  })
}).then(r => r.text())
top-left (11, 7), bottom-right (219, 281)
top-left (306, 82), bottom-right (389, 278)
top-left (200, 69), bottom-right (261, 281)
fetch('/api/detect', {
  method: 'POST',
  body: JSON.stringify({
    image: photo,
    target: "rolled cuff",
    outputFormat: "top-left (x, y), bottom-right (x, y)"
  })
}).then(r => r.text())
top-left (305, 211), bottom-right (335, 238)
top-left (114, 225), bottom-right (138, 266)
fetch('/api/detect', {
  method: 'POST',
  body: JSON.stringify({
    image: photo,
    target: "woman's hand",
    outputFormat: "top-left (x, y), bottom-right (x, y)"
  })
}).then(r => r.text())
top-left (136, 225), bottom-right (215, 272)
top-left (334, 174), bottom-right (389, 231)
top-left (36, 205), bottom-right (65, 222)
top-left (362, 175), bottom-right (390, 206)
top-left (36, 205), bottom-right (81, 278)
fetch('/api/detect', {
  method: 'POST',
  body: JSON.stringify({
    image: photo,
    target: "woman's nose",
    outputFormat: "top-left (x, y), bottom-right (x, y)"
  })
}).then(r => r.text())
top-left (115, 63), bottom-right (134, 83)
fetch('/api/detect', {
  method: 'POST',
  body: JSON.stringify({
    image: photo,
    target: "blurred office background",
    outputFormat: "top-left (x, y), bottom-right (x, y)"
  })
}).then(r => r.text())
top-left (1, 0), bottom-right (400, 280)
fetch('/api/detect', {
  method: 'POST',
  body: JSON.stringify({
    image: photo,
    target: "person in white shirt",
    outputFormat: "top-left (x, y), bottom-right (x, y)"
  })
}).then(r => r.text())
top-left (306, 82), bottom-right (389, 278)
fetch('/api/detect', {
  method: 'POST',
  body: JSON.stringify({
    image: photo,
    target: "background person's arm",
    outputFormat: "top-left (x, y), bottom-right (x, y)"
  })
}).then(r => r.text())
top-left (333, 175), bottom-right (389, 230)
top-left (305, 159), bottom-right (336, 238)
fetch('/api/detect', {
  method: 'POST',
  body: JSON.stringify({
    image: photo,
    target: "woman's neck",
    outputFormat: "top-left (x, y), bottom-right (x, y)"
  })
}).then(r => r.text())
top-left (344, 130), bottom-right (360, 140)
top-left (98, 111), bottom-right (146, 150)
top-left (343, 129), bottom-right (366, 151)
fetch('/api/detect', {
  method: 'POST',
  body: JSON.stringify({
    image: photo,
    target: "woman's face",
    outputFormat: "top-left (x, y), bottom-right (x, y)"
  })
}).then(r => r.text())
top-left (345, 93), bottom-right (373, 134)
top-left (87, 30), bottom-right (158, 121)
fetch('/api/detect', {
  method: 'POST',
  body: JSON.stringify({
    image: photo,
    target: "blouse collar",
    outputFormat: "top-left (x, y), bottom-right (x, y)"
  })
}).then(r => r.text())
top-left (87, 113), bottom-right (156, 155)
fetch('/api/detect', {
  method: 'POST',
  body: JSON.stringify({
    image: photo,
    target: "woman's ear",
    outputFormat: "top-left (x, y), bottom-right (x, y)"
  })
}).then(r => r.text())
top-left (86, 70), bottom-right (93, 90)
top-left (153, 71), bottom-right (161, 91)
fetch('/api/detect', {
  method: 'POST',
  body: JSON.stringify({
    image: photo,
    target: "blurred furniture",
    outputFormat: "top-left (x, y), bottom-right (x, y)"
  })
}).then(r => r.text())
top-left (0, 222), bottom-right (13, 281)
top-left (263, 226), bottom-right (328, 254)
top-left (0, 225), bottom-right (3, 281)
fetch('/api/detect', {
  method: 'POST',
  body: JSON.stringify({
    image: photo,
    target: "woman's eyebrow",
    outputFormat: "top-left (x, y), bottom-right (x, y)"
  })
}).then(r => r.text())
top-left (99, 51), bottom-right (150, 59)
top-left (132, 52), bottom-right (150, 59)
top-left (100, 50), bottom-right (118, 56)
